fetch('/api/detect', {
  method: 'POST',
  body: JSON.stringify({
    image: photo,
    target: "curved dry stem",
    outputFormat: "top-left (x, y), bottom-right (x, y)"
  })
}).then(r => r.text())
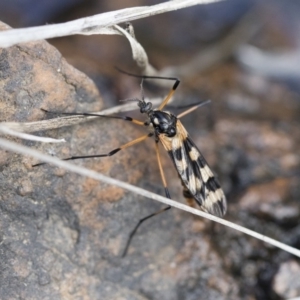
top-left (0, 137), bottom-right (299, 259)
top-left (0, 98), bottom-right (162, 138)
top-left (0, 0), bottom-right (225, 48)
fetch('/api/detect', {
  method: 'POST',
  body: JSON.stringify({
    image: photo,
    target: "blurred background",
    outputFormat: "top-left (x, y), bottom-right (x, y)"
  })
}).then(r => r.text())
top-left (1, 0), bottom-right (300, 299)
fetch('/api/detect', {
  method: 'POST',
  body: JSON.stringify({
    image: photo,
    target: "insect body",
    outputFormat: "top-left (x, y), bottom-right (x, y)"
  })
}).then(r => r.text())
top-left (35, 73), bottom-right (227, 255)
top-left (138, 95), bottom-right (226, 218)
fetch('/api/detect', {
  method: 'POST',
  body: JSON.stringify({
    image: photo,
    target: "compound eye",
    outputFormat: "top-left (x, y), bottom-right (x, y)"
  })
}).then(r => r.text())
top-left (146, 102), bottom-right (152, 110)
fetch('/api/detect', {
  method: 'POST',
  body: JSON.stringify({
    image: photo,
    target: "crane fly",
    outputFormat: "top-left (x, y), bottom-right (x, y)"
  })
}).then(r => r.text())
top-left (34, 71), bottom-right (227, 256)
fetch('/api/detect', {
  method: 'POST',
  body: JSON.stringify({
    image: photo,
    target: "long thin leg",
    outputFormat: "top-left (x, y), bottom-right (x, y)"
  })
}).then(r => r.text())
top-left (166, 99), bottom-right (211, 111)
top-left (122, 142), bottom-right (171, 257)
top-left (177, 99), bottom-right (211, 119)
top-left (157, 79), bottom-right (180, 110)
top-left (33, 133), bottom-right (153, 167)
top-left (115, 68), bottom-right (180, 111)
top-left (155, 142), bottom-right (171, 199)
top-left (41, 109), bottom-right (146, 126)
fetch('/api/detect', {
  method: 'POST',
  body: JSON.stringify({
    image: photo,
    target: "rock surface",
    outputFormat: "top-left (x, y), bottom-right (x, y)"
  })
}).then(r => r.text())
top-left (1, 2), bottom-right (300, 298)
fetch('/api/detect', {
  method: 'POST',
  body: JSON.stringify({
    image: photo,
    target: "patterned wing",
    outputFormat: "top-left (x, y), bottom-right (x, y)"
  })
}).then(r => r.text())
top-left (159, 120), bottom-right (227, 217)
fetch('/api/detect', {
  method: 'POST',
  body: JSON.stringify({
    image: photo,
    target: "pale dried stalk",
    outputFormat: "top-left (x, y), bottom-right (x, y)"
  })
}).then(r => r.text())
top-left (0, 125), bottom-right (65, 143)
top-left (0, 0), bottom-right (224, 48)
top-left (236, 45), bottom-right (300, 79)
top-left (113, 25), bottom-right (158, 76)
top-left (0, 137), bottom-right (300, 259)
top-left (0, 98), bottom-right (161, 139)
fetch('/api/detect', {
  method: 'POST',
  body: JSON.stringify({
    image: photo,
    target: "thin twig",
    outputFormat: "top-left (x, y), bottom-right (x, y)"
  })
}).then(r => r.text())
top-left (0, 125), bottom-right (66, 143)
top-left (0, 0), bottom-right (224, 48)
top-left (0, 98), bottom-right (161, 134)
top-left (1, 137), bottom-right (299, 258)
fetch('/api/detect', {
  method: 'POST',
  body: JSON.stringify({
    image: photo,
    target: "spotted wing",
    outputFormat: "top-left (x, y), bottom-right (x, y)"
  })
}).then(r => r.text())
top-left (159, 120), bottom-right (227, 217)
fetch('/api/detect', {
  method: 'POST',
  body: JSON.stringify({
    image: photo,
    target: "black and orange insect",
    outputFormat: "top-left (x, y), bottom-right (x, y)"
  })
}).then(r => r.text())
top-left (34, 71), bottom-right (227, 256)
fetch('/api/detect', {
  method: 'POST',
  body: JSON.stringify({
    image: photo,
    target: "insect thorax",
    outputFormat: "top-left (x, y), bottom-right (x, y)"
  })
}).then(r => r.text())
top-left (150, 110), bottom-right (177, 137)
